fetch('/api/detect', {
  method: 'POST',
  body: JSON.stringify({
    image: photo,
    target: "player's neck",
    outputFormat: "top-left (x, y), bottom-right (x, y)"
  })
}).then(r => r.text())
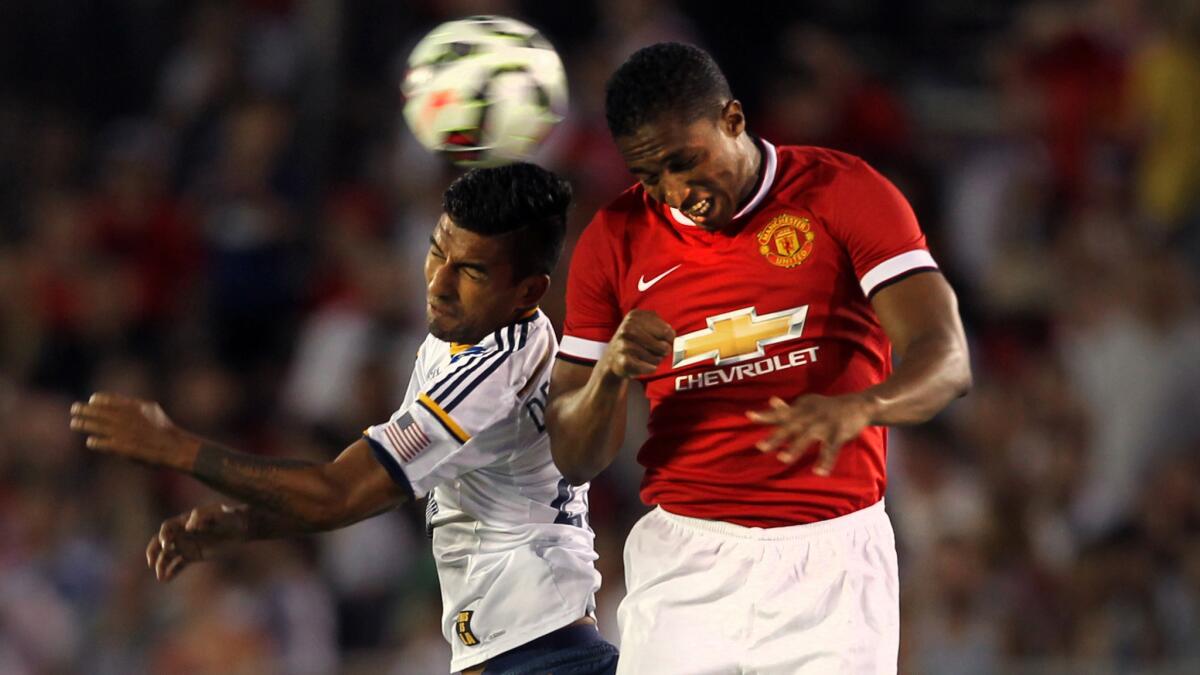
top-left (733, 134), bottom-right (764, 211)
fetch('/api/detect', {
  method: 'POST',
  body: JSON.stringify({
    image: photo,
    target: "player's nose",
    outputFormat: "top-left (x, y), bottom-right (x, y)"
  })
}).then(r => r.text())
top-left (660, 174), bottom-right (690, 209)
top-left (427, 260), bottom-right (457, 299)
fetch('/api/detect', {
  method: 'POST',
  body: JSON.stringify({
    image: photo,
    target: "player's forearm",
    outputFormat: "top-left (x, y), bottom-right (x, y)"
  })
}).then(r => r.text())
top-left (229, 503), bottom-right (338, 540)
top-left (189, 441), bottom-right (349, 529)
top-left (547, 371), bottom-right (627, 485)
top-left (238, 498), bottom-right (396, 539)
top-left (858, 331), bottom-right (972, 426)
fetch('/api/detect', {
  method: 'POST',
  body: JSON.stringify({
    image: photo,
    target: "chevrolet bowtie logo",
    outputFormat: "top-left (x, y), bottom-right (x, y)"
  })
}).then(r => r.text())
top-left (672, 305), bottom-right (809, 368)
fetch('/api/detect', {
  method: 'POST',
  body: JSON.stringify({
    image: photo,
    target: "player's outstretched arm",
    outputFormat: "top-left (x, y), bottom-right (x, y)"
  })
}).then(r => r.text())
top-left (145, 501), bottom-right (353, 582)
top-left (748, 272), bottom-right (971, 474)
top-left (70, 393), bottom-right (408, 529)
top-left (547, 309), bottom-right (675, 485)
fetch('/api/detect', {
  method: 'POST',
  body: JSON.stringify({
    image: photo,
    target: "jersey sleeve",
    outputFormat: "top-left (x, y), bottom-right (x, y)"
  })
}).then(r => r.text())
top-left (364, 325), bottom-right (547, 499)
top-left (829, 159), bottom-right (939, 298)
top-left (559, 215), bottom-right (623, 365)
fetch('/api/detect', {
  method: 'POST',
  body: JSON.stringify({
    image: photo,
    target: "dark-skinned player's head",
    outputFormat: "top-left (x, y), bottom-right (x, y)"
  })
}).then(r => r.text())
top-left (426, 162), bottom-right (570, 344)
top-left (605, 42), bottom-right (761, 232)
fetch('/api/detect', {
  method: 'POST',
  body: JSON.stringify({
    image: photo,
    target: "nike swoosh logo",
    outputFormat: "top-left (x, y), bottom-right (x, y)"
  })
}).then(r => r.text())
top-left (637, 264), bottom-right (682, 292)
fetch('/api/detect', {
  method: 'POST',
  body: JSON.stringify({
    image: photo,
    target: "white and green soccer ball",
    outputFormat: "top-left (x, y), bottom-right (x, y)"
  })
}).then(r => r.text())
top-left (402, 15), bottom-right (568, 167)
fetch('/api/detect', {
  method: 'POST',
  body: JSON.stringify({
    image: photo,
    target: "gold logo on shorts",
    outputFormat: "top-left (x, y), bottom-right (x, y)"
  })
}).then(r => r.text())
top-left (455, 610), bottom-right (479, 646)
top-left (758, 214), bottom-right (815, 268)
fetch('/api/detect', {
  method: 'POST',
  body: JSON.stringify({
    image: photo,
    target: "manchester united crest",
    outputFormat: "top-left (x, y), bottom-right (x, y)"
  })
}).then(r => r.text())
top-left (758, 214), bottom-right (815, 268)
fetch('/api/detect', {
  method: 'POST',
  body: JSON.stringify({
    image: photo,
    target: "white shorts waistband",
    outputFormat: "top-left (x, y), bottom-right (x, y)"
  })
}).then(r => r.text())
top-left (653, 499), bottom-right (888, 541)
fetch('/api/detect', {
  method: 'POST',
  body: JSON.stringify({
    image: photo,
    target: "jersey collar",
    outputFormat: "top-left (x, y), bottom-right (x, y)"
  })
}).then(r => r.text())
top-left (668, 137), bottom-right (778, 227)
top-left (448, 307), bottom-right (539, 353)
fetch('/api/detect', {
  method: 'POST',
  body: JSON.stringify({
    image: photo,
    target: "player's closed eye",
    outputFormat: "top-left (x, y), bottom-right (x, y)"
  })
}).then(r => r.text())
top-left (668, 156), bottom-right (700, 173)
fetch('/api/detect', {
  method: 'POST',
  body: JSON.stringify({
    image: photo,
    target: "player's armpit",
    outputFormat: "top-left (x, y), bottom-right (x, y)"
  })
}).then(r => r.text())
top-left (864, 271), bottom-right (972, 426)
top-left (545, 359), bottom-right (628, 485)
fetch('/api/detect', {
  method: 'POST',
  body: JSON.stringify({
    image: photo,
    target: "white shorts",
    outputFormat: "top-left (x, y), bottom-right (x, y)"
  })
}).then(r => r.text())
top-left (616, 500), bottom-right (899, 675)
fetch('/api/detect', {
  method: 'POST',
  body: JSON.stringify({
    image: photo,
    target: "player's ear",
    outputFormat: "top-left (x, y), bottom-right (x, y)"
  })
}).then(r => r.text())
top-left (516, 273), bottom-right (550, 308)
top-left (719, 100), bottom-right (745, 138)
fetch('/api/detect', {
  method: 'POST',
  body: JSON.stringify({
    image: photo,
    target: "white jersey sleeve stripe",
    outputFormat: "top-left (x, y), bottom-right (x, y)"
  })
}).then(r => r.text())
top-left (859, 249), bottom-right (939, 297)
top-left (559, 335), bottom-right (607, 363)
top-left (416, 392), bottom-right (472, 443)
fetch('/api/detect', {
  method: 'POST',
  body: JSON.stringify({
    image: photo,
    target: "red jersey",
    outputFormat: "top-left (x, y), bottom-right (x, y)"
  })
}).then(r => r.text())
top-left (560, 140), bottom-right (938, 527)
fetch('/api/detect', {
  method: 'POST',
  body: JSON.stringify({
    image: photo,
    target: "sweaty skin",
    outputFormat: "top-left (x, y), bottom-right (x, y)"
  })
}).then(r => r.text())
top-left (618, 101), bottom-right (761, 232)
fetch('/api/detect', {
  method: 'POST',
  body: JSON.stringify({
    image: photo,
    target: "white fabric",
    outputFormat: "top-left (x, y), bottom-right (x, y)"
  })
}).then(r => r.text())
top-left (617, 501), bottom-right (899, 674)
top-left (559, 334), bottom-right (608, 362)
top-left (365, 311), bottom-right (600, 672)
top-left (858, 249), bottom-right (938, 297)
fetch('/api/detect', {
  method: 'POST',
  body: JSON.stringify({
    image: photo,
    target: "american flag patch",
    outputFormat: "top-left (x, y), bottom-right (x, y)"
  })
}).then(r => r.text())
top-left (381, 414), bottom-right (430, 462)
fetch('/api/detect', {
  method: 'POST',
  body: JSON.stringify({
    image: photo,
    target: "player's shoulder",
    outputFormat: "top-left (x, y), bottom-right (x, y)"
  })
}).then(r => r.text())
top-left (513, 309), bottom-right (556, 355)
top-left (465, 309), bottom-right (556, 365)
top-left (775, 144), bottom-right (869, 177)
top-left (771, 144), bottom-right (889, 202)
top-left (587, 183), bottom-right (654, 237)
top-left (422, 311), bottom-right (553, 405)
top-left (419, 333), bottom-right (449, 362)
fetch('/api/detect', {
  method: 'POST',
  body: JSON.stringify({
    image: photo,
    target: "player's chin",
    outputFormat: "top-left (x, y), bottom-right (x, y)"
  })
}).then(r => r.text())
top-left (694, 200), bottom-right (732, 231)
top-left (427, 314), bottom-right (466, 343)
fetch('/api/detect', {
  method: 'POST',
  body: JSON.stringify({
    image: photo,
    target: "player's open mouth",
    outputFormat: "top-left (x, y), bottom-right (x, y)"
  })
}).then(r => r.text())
top-left (685, 198), bottom-right (713, 220)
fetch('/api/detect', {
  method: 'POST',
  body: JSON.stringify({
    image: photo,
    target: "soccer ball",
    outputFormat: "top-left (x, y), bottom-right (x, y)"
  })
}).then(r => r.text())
top-left (402, 15), bottom-right (568, 167)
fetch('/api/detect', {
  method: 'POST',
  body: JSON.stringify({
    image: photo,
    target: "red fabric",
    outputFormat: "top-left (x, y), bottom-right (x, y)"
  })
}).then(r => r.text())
top-left (562, 144), bottom-right (933, 527)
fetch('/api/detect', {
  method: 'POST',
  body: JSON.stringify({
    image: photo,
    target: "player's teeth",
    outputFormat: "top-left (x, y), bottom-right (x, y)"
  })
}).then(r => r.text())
top-left (690, 199), bottom-right (709, 216)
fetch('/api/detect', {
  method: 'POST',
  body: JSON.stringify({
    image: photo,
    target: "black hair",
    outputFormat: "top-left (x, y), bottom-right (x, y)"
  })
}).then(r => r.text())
top-left (442, 162), bottom-right (571, 278)
top-left (605, 42), bottom-right (733, 138)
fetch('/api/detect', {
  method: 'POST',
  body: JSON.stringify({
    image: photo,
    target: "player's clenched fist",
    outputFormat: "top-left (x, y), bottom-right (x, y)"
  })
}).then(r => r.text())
top-left (146, 504), bottom-right (248, 582)
top-left (69, 392), bottom-right (198, 470)
top-left (746, 394), bottom-right (876, 475)
top-left (601, 309), bottom-right (676, 378)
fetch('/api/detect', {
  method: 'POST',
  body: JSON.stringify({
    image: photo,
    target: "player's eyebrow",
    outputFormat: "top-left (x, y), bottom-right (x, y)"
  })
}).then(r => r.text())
top-left (429, 235), bottom-right (489, 272)
top-left (629, 148), bottom-right (698, 175)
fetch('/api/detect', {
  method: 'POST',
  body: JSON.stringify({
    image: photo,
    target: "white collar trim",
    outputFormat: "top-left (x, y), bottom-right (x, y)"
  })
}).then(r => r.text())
top-left (669, 138), bottom-right (777, 227)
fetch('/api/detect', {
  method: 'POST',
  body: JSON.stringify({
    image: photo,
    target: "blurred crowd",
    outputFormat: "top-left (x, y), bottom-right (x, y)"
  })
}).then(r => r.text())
top-left (1, 0), bottom-right (1198, 673)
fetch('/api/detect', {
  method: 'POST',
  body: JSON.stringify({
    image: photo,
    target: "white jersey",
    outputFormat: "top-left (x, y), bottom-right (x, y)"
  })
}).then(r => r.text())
top-left (365, 309), bottom-right (599, 672)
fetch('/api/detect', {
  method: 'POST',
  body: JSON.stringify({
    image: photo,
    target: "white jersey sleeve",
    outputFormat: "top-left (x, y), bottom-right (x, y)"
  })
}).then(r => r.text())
top-left (364, 319), bottom-right (552, 499)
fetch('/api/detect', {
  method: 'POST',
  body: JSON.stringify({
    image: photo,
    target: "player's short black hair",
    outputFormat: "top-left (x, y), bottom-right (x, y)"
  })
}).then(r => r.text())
top-left (605, 42), bottom-right (733, 138)
top-left (442, 162), bottom-right (571, 279)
